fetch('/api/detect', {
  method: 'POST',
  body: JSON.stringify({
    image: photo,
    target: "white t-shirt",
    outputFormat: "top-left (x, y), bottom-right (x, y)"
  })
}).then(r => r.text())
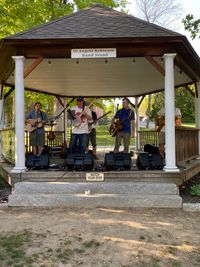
top-left (157, 107), bottom-right (181, 132)
top-left (71, 106), bottom-right (92, 134)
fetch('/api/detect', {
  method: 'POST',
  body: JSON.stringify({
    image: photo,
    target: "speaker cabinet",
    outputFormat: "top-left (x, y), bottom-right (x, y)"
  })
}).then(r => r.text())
top-left (136, 153), bottom-right (163, 170)
top-left (104, 152), bottom-right (132, 171)
top-left (144, 144), bottom-right (159, 154)
top-left (65, 153), bottom-right (94, 171)
top-left (25, 153), bottom-right (50, 169)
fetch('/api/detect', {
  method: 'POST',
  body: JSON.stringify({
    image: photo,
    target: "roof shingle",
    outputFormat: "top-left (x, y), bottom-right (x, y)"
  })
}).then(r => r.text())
top-left (6, 4), bottom-right (183, 40)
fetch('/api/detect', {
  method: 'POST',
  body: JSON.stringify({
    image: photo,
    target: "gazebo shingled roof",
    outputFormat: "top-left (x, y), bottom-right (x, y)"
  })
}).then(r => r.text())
top-left (5, 4), bottom-right (183, 39)
top-left (0, 4), bottom-right (200, 97)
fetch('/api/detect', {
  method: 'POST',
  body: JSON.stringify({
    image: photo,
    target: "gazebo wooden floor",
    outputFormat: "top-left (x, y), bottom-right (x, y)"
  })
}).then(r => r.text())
top-left (1, 156), bottom-right (200, 187)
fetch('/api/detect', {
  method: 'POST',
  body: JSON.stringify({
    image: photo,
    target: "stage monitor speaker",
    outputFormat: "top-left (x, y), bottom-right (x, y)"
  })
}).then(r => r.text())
top-left (25, 153), bottom-right (50, 169)
top-left (104, 152), bottom-right (132, 171)
top-left (65, 153), bottom-right (94, 171)
top-left (144, 144), bottom-right (159, 154)
top-left (136, 153), bottom-right (163, 170)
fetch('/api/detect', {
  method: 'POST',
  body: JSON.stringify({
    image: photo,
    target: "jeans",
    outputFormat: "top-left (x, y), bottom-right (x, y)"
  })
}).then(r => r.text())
top-left (69, 133), bottom-right (88, 154)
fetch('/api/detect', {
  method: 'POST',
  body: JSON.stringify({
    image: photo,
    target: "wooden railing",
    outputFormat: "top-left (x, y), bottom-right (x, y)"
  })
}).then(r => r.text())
top-left (0, 127), bottom-right (15, 162)
top-left (0, 128), bottom-right (65, 161)
top-left (138, 127), bottom-right (199, 163)
top-left (25, 130), bottom-right (65, 153)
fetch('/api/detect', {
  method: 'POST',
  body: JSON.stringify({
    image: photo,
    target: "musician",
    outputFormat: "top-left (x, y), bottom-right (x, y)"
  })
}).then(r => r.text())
top-left (25, 102), bottom-right (48, 155)
top-left (69, 96), bottom-right (92, 154)
top-left (156, 107), bottom-right (181, 158)
top-left (112, 97), bottom-right (135, 153)
top-left (86, 105), bottom-right (98, 160)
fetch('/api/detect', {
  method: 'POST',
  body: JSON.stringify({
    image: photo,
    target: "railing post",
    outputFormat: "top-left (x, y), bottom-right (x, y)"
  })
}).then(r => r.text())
top-left (0, 98), bottom-right (4, 161)
top-left (135, 97), bottom-right (140, 150)
top-left (195, 81), bottom-right (200, 158)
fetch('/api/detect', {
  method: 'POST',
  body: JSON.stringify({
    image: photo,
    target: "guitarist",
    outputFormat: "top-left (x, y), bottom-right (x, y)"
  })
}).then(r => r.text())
top-left (25, 102), bottom-right (48, 156)
top-left (69, 96), bottom-right (92, 154)
top-left (112, 97), bottom-right (135, 153)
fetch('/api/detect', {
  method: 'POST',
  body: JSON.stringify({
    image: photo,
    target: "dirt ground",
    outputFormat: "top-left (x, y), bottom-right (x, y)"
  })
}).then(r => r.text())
top-left (0, 207), bottom-right (200, 267)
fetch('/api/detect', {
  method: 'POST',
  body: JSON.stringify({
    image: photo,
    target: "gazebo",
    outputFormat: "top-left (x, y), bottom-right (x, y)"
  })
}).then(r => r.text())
top-left (0, 4), bottom-right (200, 174)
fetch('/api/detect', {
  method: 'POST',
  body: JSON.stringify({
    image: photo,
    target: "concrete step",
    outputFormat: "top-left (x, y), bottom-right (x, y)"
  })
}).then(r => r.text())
top-left (8, 193), bottom-right (182, 208)
top-left (12, 181), bottom-right (179, 195)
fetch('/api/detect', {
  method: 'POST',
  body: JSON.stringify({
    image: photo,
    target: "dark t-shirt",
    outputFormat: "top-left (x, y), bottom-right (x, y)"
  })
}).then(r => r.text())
top-left (114, 108), bottom-right (135, 133)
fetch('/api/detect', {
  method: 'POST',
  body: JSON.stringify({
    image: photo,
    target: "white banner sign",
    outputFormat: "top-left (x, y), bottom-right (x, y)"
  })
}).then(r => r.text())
top-left (71, 48), bottom-right (116, 59)
top-left (86, 172), bottom-right (104, 181)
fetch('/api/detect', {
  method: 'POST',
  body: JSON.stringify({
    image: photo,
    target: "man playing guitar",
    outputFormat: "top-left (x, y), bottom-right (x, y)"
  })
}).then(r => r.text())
top-left (111, 97), bottom-right (135, 153)
top-left (69, 96), bottom-right (92, 154)
top-left (25, 102), bottom-right (48, 155)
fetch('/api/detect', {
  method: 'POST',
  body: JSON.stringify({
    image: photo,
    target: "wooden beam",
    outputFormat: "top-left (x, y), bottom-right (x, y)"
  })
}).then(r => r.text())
top-left (145, 56), bottom-right (165, 76)
top-left (184, 85), bottom-right (195, 98)
top-left (4, 87), bottom-right (15, 100)
top-left (0, 81), bottom-right (4, 99)
top-left (56, 96), bottom-right (64, 107)
top-left (138, 95), bottom-right (145, 108)
top-left (24, 57), bottom-right (43, 79)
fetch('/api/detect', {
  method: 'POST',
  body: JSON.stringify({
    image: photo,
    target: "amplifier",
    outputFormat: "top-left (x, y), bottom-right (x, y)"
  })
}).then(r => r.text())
top-left (104, 152), bottom-right (132, 171)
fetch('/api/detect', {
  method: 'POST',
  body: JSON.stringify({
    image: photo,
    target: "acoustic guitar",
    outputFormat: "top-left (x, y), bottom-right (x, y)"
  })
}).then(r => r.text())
top-left (109, 119), bottom-right (123, 137)
top-left (25, 118), bottom-right (43, 133)
top-left (88, 111), bottom-right (111, 133)
top-left (109, 109), bottom-right (134, 137)
top-left (155, 115), bottom-right (165, 132)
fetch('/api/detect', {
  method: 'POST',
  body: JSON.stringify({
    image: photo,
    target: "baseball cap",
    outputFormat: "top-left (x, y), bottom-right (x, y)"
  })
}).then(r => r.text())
top-left (77, 96), bottom-right (84, 101)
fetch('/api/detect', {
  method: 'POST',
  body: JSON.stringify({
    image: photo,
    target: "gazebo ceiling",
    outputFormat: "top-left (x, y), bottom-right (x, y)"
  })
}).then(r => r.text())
top-left (7, 57), bottom-right (192, 97)
top-left (0, 4), bottom-right (200, 97)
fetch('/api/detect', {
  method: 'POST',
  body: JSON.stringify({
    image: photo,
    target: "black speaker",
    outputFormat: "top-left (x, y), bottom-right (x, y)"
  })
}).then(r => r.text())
top-left (65, 153), bottom-right (94, 171)
top-left (25, 153), bottom-right (50, 169)
top-left (144, 144), bottom-right (159, 154)
top-left (136, 153), bottom-right (163, 170)
top-left (104, 152), bottom-right (132, 171)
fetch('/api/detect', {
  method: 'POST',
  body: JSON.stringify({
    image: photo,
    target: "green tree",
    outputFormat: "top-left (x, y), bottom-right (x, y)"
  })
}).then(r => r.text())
top-left (0, 0), bottom-right (127, 38)
top-left (182, 14), bottom-right (200, 39)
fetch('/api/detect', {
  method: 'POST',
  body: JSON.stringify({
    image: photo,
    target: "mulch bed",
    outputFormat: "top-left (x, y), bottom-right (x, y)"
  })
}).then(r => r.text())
top-left (0, 177), bottom-right (12, 204)
top-left (179, 174), bottom-right (200, 203)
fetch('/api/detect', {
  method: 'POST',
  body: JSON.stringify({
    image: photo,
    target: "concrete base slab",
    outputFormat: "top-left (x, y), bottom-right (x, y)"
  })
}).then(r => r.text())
top-left (13, 181), bottom-right (179, 195)
top-left (8, 193), bottom-right (182, 208)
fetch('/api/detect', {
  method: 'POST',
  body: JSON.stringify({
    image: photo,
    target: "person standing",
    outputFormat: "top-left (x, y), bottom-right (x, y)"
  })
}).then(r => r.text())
top-left (86, 105), bottom-right (98, 159)
top-left (69, 96), bottom-right (92, 154)
top-left (156, 107), bottom-right (181, 158)
top-left (111, 97), bottom-right (135, 153)
top-left (25, 102), bottom-right (48, 155)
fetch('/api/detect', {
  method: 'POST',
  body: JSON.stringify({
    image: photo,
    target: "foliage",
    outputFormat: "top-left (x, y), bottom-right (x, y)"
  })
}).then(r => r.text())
top-left (182, 14), bottom-right (200, 39)
top-left (190, 184), bottom-right (200, 196)
top-left (0, 0), bottom-right (127, 38)
top-left (150, 86), bottom-right (195, 123)
top-left (175, 87), bottom-right (195, 123)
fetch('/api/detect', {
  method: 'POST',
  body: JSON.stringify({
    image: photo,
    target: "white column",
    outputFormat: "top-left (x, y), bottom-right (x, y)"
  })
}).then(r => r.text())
top-left (163, 53), bottom-right (179, 172)
top-left (0, 98), bottom-right (4, 161)
top-left (12, 56), bottom-right (26, 173)
top-left (135, 97), bottom-right (140, 151)
top-left (195, 82), bottom-right (200, 157)
top-left (63, 97), bottom-right (68, 145)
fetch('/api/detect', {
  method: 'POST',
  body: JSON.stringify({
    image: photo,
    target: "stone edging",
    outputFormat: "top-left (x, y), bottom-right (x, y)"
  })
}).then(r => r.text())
top-left (183, 203), bottom-right (200, 212)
